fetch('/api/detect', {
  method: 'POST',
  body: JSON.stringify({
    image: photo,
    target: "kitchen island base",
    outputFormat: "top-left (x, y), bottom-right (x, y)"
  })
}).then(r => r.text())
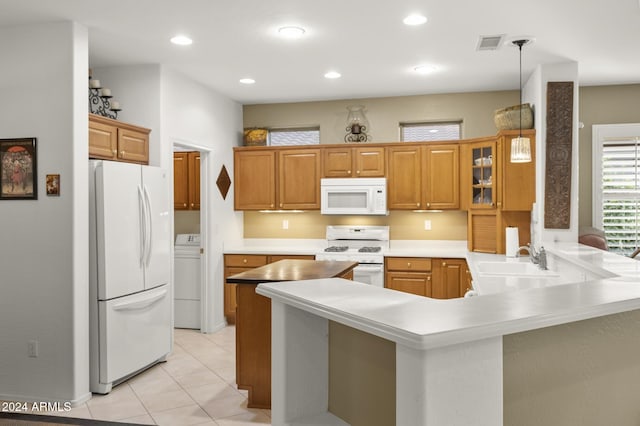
top-left (270, 298), bottom-right (502, 426)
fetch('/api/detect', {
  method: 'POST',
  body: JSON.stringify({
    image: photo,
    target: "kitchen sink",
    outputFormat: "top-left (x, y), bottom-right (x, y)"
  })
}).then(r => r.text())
top-left (476, 261), bottom-right (559, 277)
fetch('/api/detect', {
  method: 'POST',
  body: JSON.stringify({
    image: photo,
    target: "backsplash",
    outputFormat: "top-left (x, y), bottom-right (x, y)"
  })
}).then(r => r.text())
top-left (243, 210), bottom-right (468, 240)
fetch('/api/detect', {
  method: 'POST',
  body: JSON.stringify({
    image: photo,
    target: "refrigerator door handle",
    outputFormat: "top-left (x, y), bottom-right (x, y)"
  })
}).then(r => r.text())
top-left (143, 185), bottom-right (153, 266)
top-left (137, 185), bottom-right (146, 266)
top-left (112, 288), bottom-right (168, 311)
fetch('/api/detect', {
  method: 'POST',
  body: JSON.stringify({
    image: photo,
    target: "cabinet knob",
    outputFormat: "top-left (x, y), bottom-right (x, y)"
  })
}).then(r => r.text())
top-left (407, 262), bottom-right (411, 267)
top-left (416, 203), bottom-right (420, 207)
top-left (347, 170), bottom-right (351, 174)
top-left (120, 150), bottom-right (125, 157)
top-left (356, 170), bottom-right (361, 174)
top-left (190, 203), bottom-right (194, 207)
top-left (183, 203), bottom-right (187, 207)
top-left (243, 258), bottom-right (248, 264)
top-left (279, 203), bottom-right (283, 208)
top-left (442, 262), bottom-right (447, 267)
top-left (112, 149), bottom-right (117, 156)
top-left (270, 204), bottom-right (274, 208)
top-left (427, 202), bottom-right (431, 208)
top-left (427, 276), bottom-right (431, 281)
top-left (497, 201), bottom-right (502, 207)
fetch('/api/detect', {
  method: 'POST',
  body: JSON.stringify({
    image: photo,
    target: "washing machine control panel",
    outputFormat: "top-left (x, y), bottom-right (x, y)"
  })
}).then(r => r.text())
top-left (175, 234), bottom-right (201, 246)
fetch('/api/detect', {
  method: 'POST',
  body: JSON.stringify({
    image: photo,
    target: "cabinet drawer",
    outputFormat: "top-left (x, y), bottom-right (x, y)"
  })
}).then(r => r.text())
top-left (386, 257), bottom-right (432, 272)
top-left (224, 254), bottom-right (268, 268)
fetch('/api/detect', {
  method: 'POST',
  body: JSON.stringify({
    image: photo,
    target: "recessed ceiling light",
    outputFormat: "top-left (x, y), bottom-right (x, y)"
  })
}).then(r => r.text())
top-left (403, 14), bottom-right (427, 26)
top-left (413, 65), bottom-right (437, 75)
top-left (278, 26), bottom-right (306, 39)
top-left (324, 71), bottom-right (341, 79)
top-left (239, 78), bottom-right (256, 85)
top-left (170, 35), bottom-right (193, 46)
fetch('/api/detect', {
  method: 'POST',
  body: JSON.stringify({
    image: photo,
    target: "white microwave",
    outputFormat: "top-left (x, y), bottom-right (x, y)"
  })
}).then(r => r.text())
top-left (320, 178), bottom-right (388, 215)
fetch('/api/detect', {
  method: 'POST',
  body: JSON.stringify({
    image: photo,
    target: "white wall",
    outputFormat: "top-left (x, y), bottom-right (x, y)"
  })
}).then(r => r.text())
top-left (0, 22), bottom-right (90, 404)
top-left (161, 68), bottom-right (243, 332)
top-left (527, 62), bottom-right (579, 246)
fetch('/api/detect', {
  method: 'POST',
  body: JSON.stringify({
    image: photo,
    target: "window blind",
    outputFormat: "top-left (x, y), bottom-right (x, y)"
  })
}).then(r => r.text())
top-left (600, 137), bottom-right (640, 254)
top-left (269, 128), bottom-right (320, 146)
top-left (400, 122), bottom-right (461, 142)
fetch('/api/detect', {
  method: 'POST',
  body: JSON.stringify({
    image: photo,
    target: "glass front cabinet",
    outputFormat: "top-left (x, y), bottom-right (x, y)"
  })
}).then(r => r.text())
top-left (470, 141), bottom-right (496, 208)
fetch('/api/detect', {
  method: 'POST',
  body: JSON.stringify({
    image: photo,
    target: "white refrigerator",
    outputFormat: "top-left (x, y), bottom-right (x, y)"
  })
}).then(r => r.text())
top-left (89, 160), bottom-right (172, 394)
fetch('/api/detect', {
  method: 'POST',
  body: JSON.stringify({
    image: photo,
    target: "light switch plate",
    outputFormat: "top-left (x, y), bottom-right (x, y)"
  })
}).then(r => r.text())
top-left (424, 220), bottom-right (432, 231)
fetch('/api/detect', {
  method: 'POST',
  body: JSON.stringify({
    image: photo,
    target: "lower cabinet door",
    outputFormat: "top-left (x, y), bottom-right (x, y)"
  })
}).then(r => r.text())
top-left (385, 272), bottom-right (432, 297)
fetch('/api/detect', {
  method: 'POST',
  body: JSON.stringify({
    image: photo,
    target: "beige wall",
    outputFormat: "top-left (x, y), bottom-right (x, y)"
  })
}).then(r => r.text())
top-left (578, 84), bottom-right (640, 228)
top-left (504, 309), bottom-right (640, 426)
top-left (243, 90), bottom-right (519, 143)
top-left (243, 210), bottom-right (468, 240)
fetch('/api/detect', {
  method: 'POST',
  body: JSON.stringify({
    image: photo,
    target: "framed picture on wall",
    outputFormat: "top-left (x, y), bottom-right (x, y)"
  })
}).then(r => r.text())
top-left (0, 138), bottom-right (37, 200)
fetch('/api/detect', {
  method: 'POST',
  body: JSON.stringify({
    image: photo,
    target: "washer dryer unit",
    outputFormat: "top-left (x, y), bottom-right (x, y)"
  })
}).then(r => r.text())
top-left (174, 234), bottom-right (201, 329)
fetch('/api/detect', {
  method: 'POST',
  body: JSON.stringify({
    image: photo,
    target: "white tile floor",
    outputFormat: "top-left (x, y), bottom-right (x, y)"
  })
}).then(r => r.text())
top-left (8, 326), bottom-right (271, 425)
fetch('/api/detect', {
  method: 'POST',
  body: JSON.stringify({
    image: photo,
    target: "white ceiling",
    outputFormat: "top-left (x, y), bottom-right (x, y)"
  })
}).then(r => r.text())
top-left (2, 0), bottom-right (639, 104)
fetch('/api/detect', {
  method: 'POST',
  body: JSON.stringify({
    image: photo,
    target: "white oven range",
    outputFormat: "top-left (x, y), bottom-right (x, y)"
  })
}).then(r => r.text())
top-left (314, 225), bottom-right (389, 287)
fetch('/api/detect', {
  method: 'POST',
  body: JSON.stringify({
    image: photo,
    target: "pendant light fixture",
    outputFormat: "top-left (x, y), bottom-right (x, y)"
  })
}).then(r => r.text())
top-left (510, 39), bottom-right (532, 163)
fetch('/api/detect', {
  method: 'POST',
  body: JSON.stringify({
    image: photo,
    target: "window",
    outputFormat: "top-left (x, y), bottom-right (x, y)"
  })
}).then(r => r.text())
top-left (593, 124), bottom-right (640, 255)
top-left (400, 122), bottom-right (461, 142)
top-left (268, 127), bottom-right (320, 146)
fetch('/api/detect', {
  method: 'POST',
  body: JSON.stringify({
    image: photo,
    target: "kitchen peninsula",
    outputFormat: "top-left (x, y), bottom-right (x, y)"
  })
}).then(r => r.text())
top-left (256, 245), bottom-right (640, 426)
top-left (226, 259), bottom-right (357, 409)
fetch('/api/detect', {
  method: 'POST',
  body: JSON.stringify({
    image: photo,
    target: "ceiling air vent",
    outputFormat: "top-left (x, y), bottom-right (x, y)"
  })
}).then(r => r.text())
top-left (477, 34), bottom-right (505, 51)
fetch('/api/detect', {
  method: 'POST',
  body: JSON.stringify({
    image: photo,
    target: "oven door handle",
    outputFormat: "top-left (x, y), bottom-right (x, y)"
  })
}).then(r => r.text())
top-left (354, 264), bottom-right (384, 272)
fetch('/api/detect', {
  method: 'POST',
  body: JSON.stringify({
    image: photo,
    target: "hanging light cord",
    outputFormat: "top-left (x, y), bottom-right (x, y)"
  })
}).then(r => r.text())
top-left (513, 39), bottom-right (528, 139)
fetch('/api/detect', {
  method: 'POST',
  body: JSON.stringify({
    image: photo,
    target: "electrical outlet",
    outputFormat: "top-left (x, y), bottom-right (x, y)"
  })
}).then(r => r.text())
top-left (424, 220), bottom-right (432, 231)
top-left (282, 219), bottom-right (289, 230)
top-left (28, 340), bottom-right (38, 358)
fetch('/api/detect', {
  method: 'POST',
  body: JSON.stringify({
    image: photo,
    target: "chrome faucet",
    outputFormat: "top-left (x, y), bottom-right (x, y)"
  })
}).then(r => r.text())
top-left (517, 244), bottom-right (548, 270)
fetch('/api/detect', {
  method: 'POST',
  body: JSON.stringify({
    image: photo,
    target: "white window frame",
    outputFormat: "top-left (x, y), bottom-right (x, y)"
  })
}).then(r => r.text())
top-left (399, 121), bottom-right (462, 142)
top-left (592, 123), bottom-right (640, 254)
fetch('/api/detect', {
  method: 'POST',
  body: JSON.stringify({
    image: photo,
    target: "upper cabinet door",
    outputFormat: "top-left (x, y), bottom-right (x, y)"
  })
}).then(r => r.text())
top-left (89, 119), bottom-right (118, 160)
top-left (500, 130), bottom-right (536, 211)
top-left (234, 150), bottom-right (277, 210)
top-left (354, 147), bottom-right (385, 177)
top-left (424, 144), bottom-right (459, 210)
top-left (173, 153), bottom-right (189, 210)
top-left (469, 141), bottom-right (497, 209)
top-left (188, 152), bottom-right (201, 210)
top-left (387, 145), bottom-right (423, 209)
top-left (323, 147), bottom-right (353, 177)
top-left (278, 148), bottom-right (321, 209)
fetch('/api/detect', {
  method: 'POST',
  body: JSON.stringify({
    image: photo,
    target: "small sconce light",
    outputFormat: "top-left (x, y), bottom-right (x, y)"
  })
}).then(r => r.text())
top-left (510, 39), bottom-right (532, 163)
top-left (345, 105), bottom-right (371, 142)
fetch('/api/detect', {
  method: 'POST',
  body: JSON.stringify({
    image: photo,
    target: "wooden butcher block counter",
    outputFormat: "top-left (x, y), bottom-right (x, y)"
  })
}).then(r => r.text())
top-left (226, 259), bottom-right (357, 409)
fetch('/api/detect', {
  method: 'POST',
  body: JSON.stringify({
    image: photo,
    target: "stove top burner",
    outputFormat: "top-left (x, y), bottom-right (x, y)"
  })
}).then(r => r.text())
top-left (324, 246), bottom-right (349, 252)
top-left (358, 246), bottom-right (382, 253)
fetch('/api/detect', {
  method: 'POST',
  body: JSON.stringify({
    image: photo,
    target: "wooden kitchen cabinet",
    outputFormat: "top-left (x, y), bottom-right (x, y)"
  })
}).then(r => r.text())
top-left (386, 256), bottom-right (468, 299)
top-left (89, 113), bottom-right (150, 164)
top-left (323, 146), bottom-right (385, 177)
top-left (277, 149), bottom-right (321, 209)
top-left (387, 143), bottom-right (459, 210)
top-left (465, 130), bottom-right (536, 254)
top-left (234, 150), bottom-right (277, 210)
top-left (173, 151), bottom-right (200, 210)
top-left (223, 254), bottom-right (315, 323)
top-left (223, 255), bottom-right (269, 324)
top-left (385, 257), bottom-right (432, 297)
top-left (424, 144), bottom-right (459, 209)
top-left (234, 147), bottom-right (321, 210)
top-left (431, 258), bottom-right (467, 299)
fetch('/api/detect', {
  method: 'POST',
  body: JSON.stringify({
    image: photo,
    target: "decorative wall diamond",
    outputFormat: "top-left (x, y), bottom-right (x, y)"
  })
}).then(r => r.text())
top-left (216, 165), bottom-right (231, 200)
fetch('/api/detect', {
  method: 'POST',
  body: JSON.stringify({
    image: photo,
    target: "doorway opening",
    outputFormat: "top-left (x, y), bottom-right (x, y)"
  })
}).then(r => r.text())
top-left (172, 142), bottom-right (210, 332)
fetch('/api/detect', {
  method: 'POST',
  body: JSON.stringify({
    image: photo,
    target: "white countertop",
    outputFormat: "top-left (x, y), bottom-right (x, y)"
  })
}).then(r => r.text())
top-left (256, 275), bottom-right (640, 350)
